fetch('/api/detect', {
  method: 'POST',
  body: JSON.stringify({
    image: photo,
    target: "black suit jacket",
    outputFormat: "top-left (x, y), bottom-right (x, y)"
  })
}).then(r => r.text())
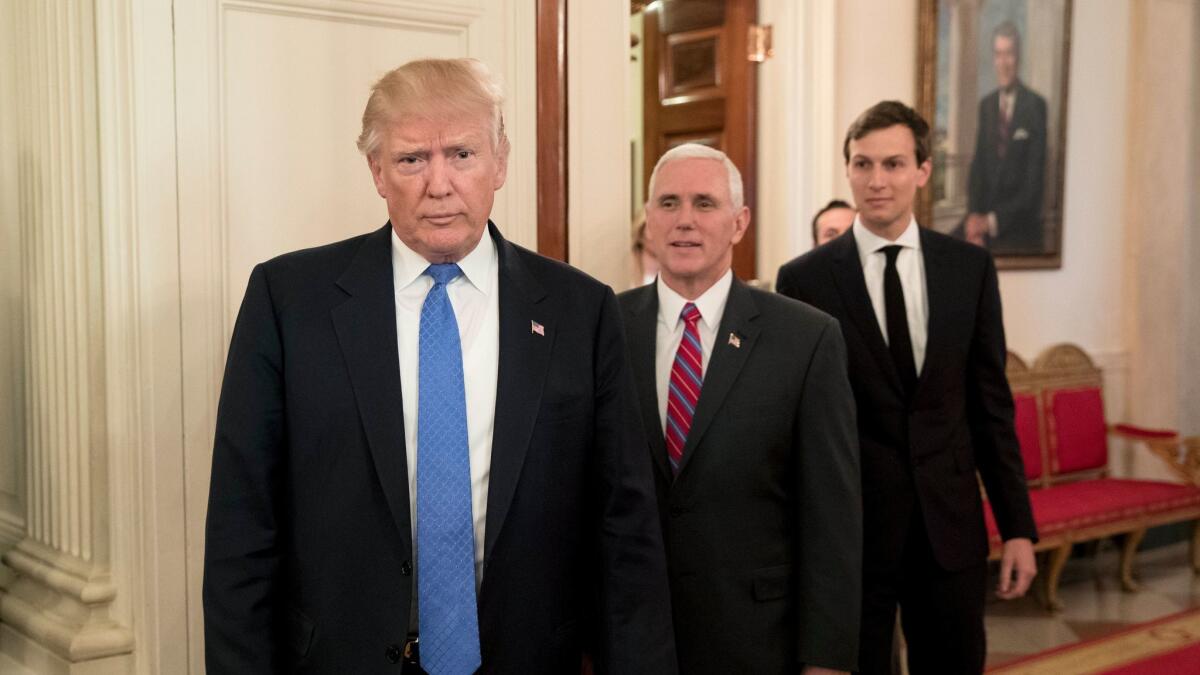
top-left (203, 223), bottom-right (676, 674)
top-left (618, 279), bottom-right (862, 673)
top-left (776, 229), bottom-right (1036, 576)
top-left (967, 81), bottom-right (1048, 253)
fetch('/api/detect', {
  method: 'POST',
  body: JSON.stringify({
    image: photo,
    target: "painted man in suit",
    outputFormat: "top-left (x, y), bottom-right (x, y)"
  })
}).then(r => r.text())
top-left (964, 21), bottom-right (1048, 254)
top-left (203, 58), bottom-right (675, 674)
top-left (619, 143), bottom-right (862, 674)
top-left (776, 101), bottom-right (1038, 674)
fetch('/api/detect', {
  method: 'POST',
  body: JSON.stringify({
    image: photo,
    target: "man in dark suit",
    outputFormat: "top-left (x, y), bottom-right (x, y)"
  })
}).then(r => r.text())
top-left (619, 143), bottom-right (862, 674)
top-left (964, 21), bottom-right (1048, 254)
top-left (203, 58), bottom-right (675, 674)
top-left (777, 101), bottom-right (1038, 674)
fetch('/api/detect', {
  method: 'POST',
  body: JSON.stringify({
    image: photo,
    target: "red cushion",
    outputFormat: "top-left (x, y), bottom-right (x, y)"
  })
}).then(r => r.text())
top-left (1047, 387), bottom-right (1108, 474)
top-left (1013, 393), bottom-right (1042, 480)
top-left (984, 479), bottom-right (1200, 547)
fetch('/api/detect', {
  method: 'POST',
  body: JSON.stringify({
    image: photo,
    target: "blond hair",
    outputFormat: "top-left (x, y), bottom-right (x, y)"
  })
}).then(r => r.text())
top-left (356, 58), bottom-right (507, 157)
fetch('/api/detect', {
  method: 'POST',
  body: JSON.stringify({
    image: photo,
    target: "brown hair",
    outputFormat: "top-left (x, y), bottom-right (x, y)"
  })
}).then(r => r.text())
top-left (811, 199), bottom-right (853, 242)
top-left (842, 100), bottom-right (931, 166)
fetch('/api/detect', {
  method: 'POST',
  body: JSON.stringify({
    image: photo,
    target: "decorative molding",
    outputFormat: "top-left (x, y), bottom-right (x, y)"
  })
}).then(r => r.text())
top-left (0, 512), bottom-right (24, 554)
top-left (223, 0), bottom-right (482, 27)
top-left (1, 543), bottom-right (133, 662)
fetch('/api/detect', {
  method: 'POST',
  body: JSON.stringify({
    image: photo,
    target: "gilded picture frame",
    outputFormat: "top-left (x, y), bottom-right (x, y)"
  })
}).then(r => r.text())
top-left (917, 0), bottom-right (1073, 269)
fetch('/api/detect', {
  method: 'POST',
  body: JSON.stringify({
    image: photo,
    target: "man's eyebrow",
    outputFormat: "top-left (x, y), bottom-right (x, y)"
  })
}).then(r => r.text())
top-left (655, 192), bottom-right (680, 202)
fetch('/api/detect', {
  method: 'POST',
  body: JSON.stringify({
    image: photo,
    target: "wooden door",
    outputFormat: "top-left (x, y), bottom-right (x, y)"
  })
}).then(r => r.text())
top-left (643, 0), bottom-right (758, 279)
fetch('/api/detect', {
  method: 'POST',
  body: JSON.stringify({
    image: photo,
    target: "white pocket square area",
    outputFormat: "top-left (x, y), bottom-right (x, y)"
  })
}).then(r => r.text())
top-left (1013, 128), bottom-right (1030, 141)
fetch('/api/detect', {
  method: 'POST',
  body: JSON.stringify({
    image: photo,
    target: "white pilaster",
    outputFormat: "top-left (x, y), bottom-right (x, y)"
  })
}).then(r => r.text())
top-left (0, 0), bottom-right (135, 670)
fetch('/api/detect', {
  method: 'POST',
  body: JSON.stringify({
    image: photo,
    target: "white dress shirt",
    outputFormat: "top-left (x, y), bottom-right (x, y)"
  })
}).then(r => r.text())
top-left (392, 229), bottom-right (499, 586)
top-left (853, 217), bottom-right (928, 373)
top-left (654, 270), bottom-right (733, 431)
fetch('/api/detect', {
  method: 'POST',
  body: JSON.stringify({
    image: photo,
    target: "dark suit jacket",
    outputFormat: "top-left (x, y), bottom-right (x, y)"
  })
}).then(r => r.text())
top-left (203, 223), bottom-right (676, 674)
top-left (967, 81), bottom-right (1048, 253)
top-left (776, 229), bottom-right (1036, 578)
top-left (618, 279), bottom-right (862, 673)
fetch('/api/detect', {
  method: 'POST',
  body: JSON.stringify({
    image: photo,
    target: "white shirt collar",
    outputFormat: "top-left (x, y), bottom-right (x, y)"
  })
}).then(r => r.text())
top-left (391, 227), bottom-right (496, 296)
top-left (655, 269), bottom-right (733, 332)
top-left (852, 216), bottom-right (922, 267)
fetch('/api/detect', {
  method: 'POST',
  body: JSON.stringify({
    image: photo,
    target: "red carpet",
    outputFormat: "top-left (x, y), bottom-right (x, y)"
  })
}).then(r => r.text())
top-left (988, 607), bottom-right (1200, 673)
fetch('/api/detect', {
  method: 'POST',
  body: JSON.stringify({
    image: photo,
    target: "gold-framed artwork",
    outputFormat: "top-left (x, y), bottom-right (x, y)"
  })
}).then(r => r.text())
top-left (917, 0), bottom-right (1073, 270)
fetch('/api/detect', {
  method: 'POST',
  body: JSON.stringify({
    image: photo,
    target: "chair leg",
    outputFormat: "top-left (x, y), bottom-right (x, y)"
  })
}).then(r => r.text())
top-left (1119, 528), bottom-right (1146, 592)
top-left (1040, 543), bottom-right (1071, 612)
top-left (1191, 520), bottom-right (1200, 576)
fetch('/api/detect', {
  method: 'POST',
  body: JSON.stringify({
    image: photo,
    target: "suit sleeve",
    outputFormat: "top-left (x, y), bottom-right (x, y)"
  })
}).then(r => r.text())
top-left (993, 95), bottom-right (1047, 235)
top-left (967, 97), bottom-right (991, 214)
top-left (967, 255), bottom-right (1037, 542)
top-left (203, 264), bottom-right (287, 673)
top-left (774, 263), bottom-right (803, 302)
top-left (592, 288), bottom-right (678, 675)
top-left (794, 319), bottom-right (862, 671)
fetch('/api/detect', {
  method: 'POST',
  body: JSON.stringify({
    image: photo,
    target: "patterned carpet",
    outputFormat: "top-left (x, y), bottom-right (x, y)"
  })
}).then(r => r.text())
top-left (984, 540), bottom-right (1200, 672)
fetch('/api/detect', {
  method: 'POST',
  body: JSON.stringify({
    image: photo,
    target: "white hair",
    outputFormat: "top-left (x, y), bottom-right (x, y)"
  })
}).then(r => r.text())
top-left (646, 143), bottom-right (744, 210)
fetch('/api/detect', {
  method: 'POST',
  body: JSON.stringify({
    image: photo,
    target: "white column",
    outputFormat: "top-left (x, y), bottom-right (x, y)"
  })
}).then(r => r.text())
top-left (0, 1), bottom-right (134, 671)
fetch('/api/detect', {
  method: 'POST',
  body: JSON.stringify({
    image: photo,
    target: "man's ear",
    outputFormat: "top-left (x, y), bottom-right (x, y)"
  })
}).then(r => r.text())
top-left (730, 205), bottom-right (751, 245)
top-left (916, 158), bottom-right (932, 188)
top-left (492, 137), bottom-right (510, 190)
top-left (368, 154), bottom-right (387, 198)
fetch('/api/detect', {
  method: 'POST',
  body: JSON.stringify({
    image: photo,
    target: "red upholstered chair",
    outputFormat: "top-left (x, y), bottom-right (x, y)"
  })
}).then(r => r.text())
top-left (984, 344), bottom-right (1200, 611)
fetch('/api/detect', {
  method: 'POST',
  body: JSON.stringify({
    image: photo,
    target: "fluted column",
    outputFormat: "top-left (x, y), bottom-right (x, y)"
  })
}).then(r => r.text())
top-left (0, 0), bottom-right (134, 669)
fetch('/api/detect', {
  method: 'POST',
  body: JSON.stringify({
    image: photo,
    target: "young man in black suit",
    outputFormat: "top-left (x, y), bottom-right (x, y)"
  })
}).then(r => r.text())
top-left (776, 101), bottom-right (1037, 674)
top-left (203, 58), bottom-right (675, 674)
top-left (619, 143), bottom-right (862, 674)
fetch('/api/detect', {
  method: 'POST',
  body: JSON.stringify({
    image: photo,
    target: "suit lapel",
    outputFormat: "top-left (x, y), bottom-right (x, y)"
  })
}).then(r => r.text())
top-left (675, 279), bottom-right (760, 478)
top-left (484, 223), bottom-right (554, 561)
top-left (624, 285), bottom-right (672, 481)
top-left (331, 224), bottom-right (412, 546)
top-left (830, 233), bottom-right (905, 396)
top-left (914, 228), bottom-right (949, 399)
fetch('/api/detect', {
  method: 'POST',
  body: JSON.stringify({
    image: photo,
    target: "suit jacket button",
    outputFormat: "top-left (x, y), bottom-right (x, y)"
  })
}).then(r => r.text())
top-left (400, 560), bottom-right (412, 576)
top-left (385, 644), bottom-right (402, 663)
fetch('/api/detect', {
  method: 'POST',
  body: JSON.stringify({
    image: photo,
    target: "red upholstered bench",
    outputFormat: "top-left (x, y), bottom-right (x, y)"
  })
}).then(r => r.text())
top-left (983, 344), bottom-right (1200, 611)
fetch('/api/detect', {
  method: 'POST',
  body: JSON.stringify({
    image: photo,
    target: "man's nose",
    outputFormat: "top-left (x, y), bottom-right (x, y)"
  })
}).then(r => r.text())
top-left (676, 202), bottom-right (696, 227)
top-left (867, 167), bottom-right (886, 189)
top-left (425, 156), bottom-right (452, 197)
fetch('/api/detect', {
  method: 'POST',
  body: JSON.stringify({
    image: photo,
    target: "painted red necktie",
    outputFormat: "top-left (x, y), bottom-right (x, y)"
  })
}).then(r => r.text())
top-left (665, 303), bottom-right (703, 476)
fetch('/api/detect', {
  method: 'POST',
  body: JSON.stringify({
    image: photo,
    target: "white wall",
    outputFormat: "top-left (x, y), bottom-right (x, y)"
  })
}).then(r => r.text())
top-left (832, 0), bottom-right (918, 202)
top-left (997, 2), bottom-right (1130, 363)
top-left (1122, 0), bottom-right (1199, 443)
top-left (567, 0), bottom-right (633, 288)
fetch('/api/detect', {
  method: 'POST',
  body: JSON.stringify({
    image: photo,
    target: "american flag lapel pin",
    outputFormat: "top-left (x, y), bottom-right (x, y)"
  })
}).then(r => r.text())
top-left (728, 332), bottom-right (741, 348)
top-left (531, 320), bottom-right (545, 336)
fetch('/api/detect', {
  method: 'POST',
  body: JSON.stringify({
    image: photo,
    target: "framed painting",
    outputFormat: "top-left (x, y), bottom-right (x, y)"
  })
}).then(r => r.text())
top-left (917, 0), bottom-right (1073, 269)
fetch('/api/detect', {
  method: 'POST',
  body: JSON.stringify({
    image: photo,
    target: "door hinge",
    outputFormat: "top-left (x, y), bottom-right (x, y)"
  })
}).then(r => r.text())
top-left (748, 24), bottom-right (773, 62)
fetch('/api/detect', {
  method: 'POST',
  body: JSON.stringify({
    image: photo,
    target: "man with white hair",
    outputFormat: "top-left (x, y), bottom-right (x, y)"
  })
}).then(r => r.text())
top-left (618, 143), bottom-right (862, 674)
top-left (203, 58), bottom-right (675, 674)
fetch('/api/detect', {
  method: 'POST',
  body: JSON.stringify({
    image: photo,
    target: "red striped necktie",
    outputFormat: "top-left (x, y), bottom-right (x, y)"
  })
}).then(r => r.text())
top-left (666, 302), bottom-right (703, 476)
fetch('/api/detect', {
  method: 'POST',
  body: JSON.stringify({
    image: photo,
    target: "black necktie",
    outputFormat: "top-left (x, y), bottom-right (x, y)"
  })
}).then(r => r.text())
top-left (881, 245), bottom-right (917, 396)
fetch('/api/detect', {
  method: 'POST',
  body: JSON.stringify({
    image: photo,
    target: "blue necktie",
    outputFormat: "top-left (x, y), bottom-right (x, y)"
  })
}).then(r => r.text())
top-left (417, 263), bottom-right (481, 675)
